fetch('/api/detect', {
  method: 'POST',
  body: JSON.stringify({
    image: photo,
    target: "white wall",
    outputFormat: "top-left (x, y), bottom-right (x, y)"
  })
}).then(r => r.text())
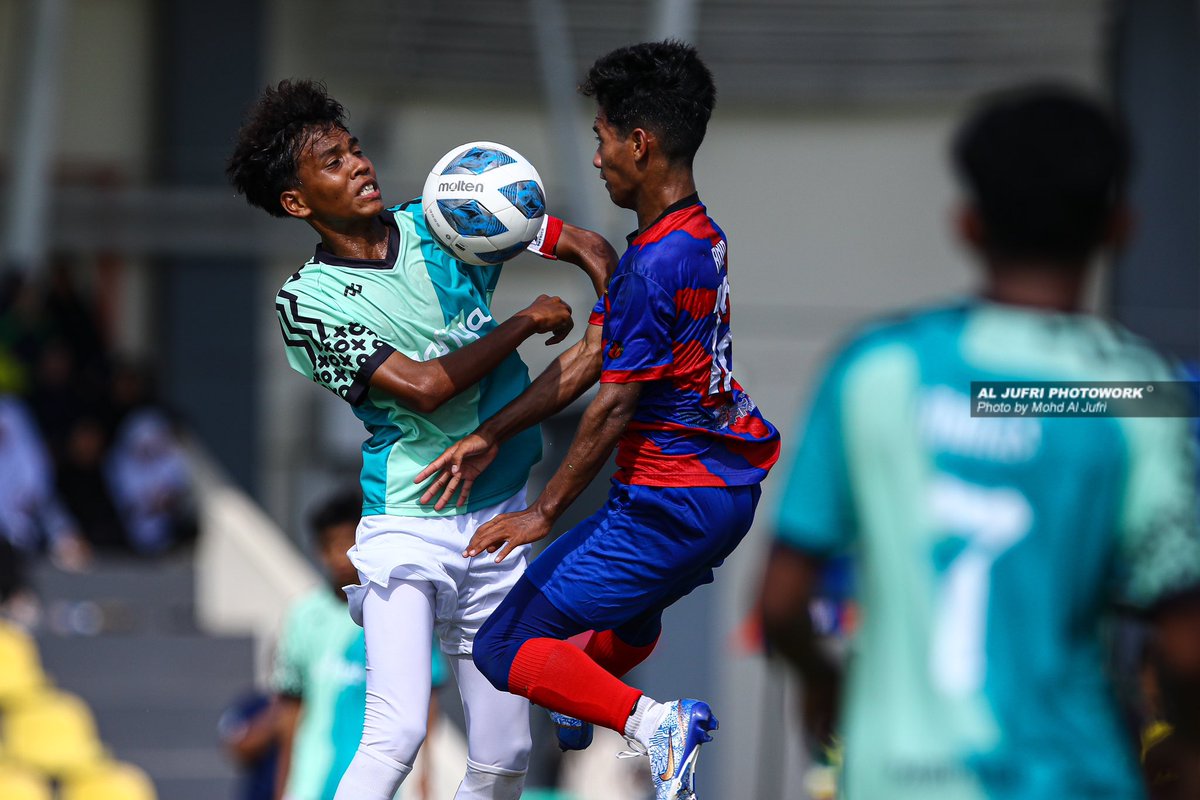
top-left (0, 0), bottom-right (153, 176)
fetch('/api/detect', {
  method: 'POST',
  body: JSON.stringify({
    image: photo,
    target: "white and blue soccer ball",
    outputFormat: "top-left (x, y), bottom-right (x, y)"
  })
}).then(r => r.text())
top-left (422, 141), bottom-right (547, 267)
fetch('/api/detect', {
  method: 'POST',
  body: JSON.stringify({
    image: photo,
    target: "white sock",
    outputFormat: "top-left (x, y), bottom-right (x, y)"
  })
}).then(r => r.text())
top-left (624, 695), bottom-right (670, 748)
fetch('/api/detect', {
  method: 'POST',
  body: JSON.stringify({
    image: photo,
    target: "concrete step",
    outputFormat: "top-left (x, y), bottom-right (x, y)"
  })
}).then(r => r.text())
top-left (31, 555), bottom-right (199, 636)
top-left (36, 634), bottom-right (255, 707)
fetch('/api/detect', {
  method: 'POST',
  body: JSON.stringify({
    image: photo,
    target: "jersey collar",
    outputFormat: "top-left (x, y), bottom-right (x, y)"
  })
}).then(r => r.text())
top-left (313, 213), bottom-right (400, 270)
top-left (626, 193), bottom-right (701, 245)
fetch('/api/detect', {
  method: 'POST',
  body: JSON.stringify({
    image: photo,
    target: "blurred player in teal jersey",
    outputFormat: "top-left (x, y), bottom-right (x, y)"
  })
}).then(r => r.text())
top-left (758, 85), bottom-right (1200, 800)
top-left (227, 80), bottom-right (616, 800)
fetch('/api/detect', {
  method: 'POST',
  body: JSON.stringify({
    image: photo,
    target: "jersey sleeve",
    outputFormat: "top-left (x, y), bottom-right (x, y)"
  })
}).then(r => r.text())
top-left (775, 354), bottom-right (857, 556)
top-left (588, 295), bottom-right (605, 327)
top-left (276, 285), bottom-right (395, 406)
top-left (599, 272), bottom-right (675, 382)
top-left (271, 603), bottom-right (308, 700)
top-left (1114, 410), bottom-right (1200, 609)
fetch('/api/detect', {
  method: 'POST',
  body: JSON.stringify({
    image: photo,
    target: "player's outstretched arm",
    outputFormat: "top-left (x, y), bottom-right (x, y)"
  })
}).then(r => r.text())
top-left (463, 380), bottom-right (639, 562)
top-left (416, 322), bottom-right (605, 509)
top-left (554, 221), bottom-right (618, 298)
top-left (759, 543), bottom-right (842, 746)
top-left (370, 294), bottom-right (572, 415)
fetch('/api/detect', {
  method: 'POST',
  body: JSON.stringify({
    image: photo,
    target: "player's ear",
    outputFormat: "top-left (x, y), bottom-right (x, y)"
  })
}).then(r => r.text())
top-left (280, 188), bottom-right (311, 220)
top-left (954, 204), bottom-right (986, 251)
top-left (630, 127), bottom-right (651, 162)
top-left (1104, 204), bottom-right (1134, 251)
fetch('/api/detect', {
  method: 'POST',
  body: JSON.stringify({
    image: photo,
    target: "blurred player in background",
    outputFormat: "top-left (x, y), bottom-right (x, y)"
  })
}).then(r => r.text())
top-left (271, 489), bottom-right (369, 800)
top-left (758, 84), bottom-right (1200, 800)
top-left (227, 80), bottom-right (616, 800)
top-left (418, 41), bottom-right (780, 800)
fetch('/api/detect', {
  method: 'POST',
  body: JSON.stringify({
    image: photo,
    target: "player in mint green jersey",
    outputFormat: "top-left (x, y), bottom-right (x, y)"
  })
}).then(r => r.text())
top-left (758, 85), bottom-right (1200, 800)
top-left (227, 80), bottom-right (616, 800)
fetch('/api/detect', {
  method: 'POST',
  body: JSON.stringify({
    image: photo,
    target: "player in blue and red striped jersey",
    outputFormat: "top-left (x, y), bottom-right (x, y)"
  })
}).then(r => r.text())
top-left (415, 41), bottom-right (780, 800)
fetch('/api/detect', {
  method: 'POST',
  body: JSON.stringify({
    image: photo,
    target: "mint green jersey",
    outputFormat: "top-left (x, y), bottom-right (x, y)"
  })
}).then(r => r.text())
top-left (776, 300), bottom-right (1200, 800)
top-left (276, 202), bottom-right (541, 517)
top-left (273, 588), bottom-right (366, 800)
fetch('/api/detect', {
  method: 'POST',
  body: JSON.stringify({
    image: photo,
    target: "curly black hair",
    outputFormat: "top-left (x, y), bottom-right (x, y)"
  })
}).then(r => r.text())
top-left (226, 79), bottom-right (348, 218)
top-left (952, 83), bottom-right (1131, 263)
top-left (579, 40), bottom-right (716, 165)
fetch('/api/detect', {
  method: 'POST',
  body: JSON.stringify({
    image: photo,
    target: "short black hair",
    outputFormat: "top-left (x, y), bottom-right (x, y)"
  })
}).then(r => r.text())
top-left (308, 488), bottom-right (361, 543)
top-left (580, 40), bottom-right (716, 165)
top-left (226, 79), bottom-right (348, 218)
top-left (952, 83), bottom-right (1131, 263)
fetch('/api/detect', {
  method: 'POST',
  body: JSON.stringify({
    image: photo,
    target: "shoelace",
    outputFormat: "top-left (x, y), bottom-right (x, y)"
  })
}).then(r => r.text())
top-left (616, 736), bottom-right (648, 759)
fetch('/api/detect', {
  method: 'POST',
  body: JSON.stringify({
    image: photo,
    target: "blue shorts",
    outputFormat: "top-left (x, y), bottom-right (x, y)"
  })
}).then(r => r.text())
top-left (524, 480), bottom-right (762, 631)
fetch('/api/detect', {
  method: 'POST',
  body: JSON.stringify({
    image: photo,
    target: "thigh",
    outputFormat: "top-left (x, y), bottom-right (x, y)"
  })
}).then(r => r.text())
top-left (360, 579), bottom-right (436, 724)
top-left (528, 482), bottom-right (761, 630)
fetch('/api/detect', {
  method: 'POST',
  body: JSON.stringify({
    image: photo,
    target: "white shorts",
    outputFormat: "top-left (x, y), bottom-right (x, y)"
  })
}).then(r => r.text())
top-left (345, 489), bottom-right (529, 655)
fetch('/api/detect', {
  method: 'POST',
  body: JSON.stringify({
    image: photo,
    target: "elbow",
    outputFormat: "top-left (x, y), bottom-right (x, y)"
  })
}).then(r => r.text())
top-left (404, 373), bottom-right (456, 414)
top-left (584, 232), bottom-right (618, 273)
top-left (566, 228), bottom-right (617, 285)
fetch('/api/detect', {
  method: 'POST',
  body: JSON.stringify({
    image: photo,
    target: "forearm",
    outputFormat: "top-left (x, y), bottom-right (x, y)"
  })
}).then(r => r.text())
top-left (435, 313), bottom-right (539, 395)
top-left (477, 327), bottom-right (602, 445)
top-left (760, 545), bottom-right (843, 703)
top-left (273, 698), bottom-right (300, 800)
top-left (373, 313), bottom-right (538, 413)
top-left (531, 384), bottom-right (634, 522)
top-left (1152, 592), bottom-right (1200, 741)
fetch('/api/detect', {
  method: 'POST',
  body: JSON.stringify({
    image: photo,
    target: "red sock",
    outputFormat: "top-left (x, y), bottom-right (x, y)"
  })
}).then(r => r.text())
top-left (508, 638), bottom-right (642, 732)
top-left (584, 630), bottom-right (659, 679)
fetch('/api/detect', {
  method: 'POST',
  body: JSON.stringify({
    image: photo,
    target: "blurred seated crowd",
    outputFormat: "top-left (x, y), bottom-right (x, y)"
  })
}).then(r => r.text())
top-left (0, 263), bottom-right (196, 621)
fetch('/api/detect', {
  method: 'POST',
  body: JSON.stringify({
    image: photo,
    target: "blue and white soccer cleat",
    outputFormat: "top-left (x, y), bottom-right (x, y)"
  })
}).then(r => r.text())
top-left (549, 711), bottom-right (594, 751)
top-left (647, 699), bottom-right (718, 800)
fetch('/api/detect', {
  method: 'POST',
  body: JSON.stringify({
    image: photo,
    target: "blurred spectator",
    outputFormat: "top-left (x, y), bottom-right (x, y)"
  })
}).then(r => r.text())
top-left (40, 260), bottom-right (110, 397)
top-left (106, 408), bottom-right (196, 556)
top-left (104, 358), bottom-right (160, 442)
top-left (58, 416), bottom-right (128, 552)
top-left (0, 395), bottom-right (90, 572)
top-left (757, 84), bottom-right (1200, 799)
top-left (29, 338), bottom-right (89, 463)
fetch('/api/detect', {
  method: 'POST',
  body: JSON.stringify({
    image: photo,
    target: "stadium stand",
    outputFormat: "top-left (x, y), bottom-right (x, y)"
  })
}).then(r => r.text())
top-left (60, 760), bottom-right (157, 800)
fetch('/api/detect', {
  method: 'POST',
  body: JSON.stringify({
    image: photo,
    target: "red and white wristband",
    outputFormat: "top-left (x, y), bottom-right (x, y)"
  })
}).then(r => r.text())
top-left (526, 214), bottom-right (563, 260)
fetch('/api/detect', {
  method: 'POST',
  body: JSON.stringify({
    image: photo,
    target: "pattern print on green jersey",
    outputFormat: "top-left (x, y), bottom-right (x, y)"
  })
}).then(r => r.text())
top-left (277, 285), bottom-right (392, 404)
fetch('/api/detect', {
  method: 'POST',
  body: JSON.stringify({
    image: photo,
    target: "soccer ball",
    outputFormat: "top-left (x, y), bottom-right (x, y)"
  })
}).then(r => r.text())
top-left (422, 141), bottom-right (547, 266)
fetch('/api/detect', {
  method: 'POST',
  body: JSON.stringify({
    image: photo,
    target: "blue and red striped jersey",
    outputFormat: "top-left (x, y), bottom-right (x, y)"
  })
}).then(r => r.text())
top-left (590, 195), bottom-right (780, 487)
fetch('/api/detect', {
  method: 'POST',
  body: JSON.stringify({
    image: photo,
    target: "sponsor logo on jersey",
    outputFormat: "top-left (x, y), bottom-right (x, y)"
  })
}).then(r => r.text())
top-left (344, 283), bottom-right (363, 297)
top-left (423, 307), bottom-right (494, 360)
